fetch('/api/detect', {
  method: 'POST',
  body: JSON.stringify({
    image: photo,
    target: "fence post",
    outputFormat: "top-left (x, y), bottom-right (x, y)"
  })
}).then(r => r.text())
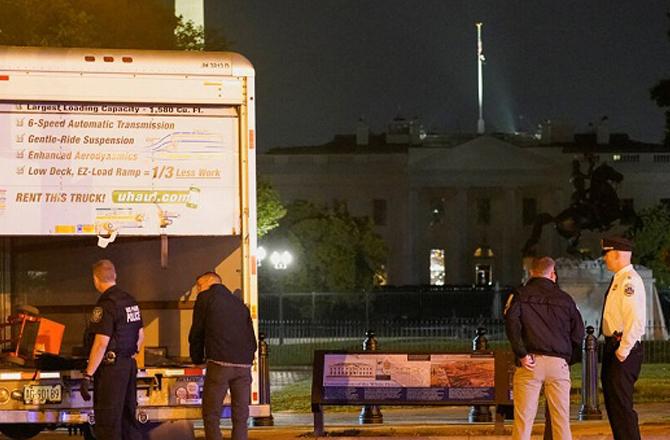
top-left (278, 292), bottom-right (284, 345)
top-left (251, 332), bottom-right (274, 426)
top-left (469, 327), bottom-right (493, 423)
top-left (578, 325), bottom-right (602, 420)
top-left (359, 330), bottom-right (383, 424)
top-left (311, 292), bottom-right (316, 322)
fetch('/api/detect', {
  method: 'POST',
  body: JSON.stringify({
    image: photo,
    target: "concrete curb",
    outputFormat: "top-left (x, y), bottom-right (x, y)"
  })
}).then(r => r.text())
top-left (196, 423), bottom-right (670, 439)
top-left (312, 434), bottom-right (670, 440)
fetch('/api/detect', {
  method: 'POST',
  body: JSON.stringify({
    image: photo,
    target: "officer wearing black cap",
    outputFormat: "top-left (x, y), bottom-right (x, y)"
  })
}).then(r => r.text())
top-left (82, 259), bottom-right (144, 440)
top-left (600, 236), bottom-right (645, 440)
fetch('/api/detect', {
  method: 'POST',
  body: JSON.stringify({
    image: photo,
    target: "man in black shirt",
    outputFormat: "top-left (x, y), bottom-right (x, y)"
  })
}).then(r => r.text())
top-left (83, 259), bottom-right (144, 440)
top-left (505, 256), bottom-right (584, 440)
top-left (189, 271), bottom-right (257, 440)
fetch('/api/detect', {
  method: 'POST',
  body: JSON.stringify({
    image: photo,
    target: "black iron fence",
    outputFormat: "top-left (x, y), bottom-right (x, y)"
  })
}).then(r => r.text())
top-left (259, 286), bottom-right (512, 322)
top-left (260, 317), bottom-right (508, 343)
top-left (259, 319), bottom-right (670, 366)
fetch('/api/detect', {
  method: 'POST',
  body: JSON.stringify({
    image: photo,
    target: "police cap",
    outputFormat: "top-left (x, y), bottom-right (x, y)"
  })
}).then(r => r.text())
top-left (601, 236), bottom-right (634, 253)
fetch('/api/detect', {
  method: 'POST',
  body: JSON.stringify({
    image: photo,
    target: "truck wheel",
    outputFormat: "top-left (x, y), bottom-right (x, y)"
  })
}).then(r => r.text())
top-left (139, 421), bottom-right (162, 435)
top-left (0, 423), bottom-right (44, 439)
top-left (81, 424), bottom-right (96, 440)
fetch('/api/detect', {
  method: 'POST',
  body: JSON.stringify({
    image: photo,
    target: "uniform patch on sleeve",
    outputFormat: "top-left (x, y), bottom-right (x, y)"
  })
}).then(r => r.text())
top-left (624, 283), bottom-right (635, 297)
top-left (91, 307), bottom-right (103, 323)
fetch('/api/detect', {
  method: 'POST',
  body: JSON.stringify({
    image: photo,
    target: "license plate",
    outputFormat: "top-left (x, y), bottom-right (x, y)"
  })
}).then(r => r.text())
top-left (23, 384), bottom-right (62, 404)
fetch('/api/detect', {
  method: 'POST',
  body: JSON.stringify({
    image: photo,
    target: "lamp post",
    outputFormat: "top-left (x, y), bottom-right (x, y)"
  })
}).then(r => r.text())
top-left (253, 245), bottom-right (292, 427)
top-left (258, 246), bottom-right (293, 344)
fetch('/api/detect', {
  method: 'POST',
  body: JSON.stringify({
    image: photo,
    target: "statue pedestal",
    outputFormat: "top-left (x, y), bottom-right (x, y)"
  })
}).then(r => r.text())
top-left (556, 258), bottom-right (668, 340)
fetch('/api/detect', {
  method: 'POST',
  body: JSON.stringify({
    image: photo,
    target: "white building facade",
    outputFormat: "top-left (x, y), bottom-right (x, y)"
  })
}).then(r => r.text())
top-left (259, 132), bottom-right (670, 287)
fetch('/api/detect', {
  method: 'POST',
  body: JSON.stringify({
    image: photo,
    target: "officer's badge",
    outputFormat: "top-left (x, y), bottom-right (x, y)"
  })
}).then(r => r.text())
top-left (624, 283), bottom-right (635, 297)
top-left (91, 307), bottom-right (103, 323)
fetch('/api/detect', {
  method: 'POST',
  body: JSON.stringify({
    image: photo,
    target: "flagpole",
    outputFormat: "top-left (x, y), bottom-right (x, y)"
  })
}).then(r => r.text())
top-left (476, 22), bottom-right (485, 134)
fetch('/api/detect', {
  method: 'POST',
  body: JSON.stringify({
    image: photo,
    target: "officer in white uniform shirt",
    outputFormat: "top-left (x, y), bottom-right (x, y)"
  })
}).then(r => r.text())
top-left (600, 236), bottom-right (645, 440)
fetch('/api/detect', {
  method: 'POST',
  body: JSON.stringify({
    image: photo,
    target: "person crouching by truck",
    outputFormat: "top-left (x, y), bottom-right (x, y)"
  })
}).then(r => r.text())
top-left (81, 259), bottom-right (144, 440)
top-left (504, 256), bottom-right (585, 440)
top-left (188, 271), bottom-right (257, 440)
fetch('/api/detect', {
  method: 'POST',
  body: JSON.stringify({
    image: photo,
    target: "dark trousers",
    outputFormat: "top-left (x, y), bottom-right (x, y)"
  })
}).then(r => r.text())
top-left (93, 357), bottom-right (142, 440)
top-left (601, 338), bottom-right (643, 440)
top-left (202, 362), bottom-right (251, 440)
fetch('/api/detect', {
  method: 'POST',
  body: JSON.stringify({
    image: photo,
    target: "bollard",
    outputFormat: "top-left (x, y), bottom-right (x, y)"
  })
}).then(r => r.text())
top-left (472, 326), bottom-right (488, 352)
top-left (359, 330), bottom-right (383, 424)
top-left (469, 327), bottom-right (493, 423)
top-left (578, 326), bottom-right (602, 420)
top-left (251, 333), bottom-right (274, 426)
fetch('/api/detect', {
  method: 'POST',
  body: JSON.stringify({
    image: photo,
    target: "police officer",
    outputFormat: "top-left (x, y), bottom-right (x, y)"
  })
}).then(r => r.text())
top-left (505, 256), bottom-right (584, 440)
top-left (82, 259), bottom-right (144, 440)
top-left (600, 236), bottom-right (646, 440)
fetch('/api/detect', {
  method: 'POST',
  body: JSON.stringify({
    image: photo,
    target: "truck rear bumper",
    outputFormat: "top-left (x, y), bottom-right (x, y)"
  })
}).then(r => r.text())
top-left (0, 403), bottom-right (271, 425)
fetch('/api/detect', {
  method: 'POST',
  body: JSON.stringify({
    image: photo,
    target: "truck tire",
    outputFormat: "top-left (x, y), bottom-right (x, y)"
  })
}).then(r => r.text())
top-left (0, 423), bottom-right (44, 439)
top-left (81, 424), bottom-right (96, 440)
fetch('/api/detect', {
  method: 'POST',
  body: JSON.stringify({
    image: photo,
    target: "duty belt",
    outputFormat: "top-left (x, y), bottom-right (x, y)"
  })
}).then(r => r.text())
top-left (102, 351), bottom-right (133, 365)
top-left (208, 360), bottom-right (252, 368)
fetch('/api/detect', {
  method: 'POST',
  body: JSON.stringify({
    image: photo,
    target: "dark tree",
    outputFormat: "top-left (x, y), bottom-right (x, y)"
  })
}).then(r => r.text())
top-left (259, 201), bottom-right (387, 294)
top-left (650, 12), bottom-right (670, 147)
top-left (627, 204), bottom-right (670, 287)
top-left (257, 181), bottom-right (287, 238)
top-left (0, 0), bottom-right (222, 50)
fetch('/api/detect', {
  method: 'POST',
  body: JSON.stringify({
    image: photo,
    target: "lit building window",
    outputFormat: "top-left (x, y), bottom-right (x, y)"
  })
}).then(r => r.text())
top-left (430, 249), bottom-right (445, 286)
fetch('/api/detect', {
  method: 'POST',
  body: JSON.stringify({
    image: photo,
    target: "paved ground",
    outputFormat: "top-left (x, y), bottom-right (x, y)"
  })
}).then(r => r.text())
top-left (22, 402), bottom-right (670, 439)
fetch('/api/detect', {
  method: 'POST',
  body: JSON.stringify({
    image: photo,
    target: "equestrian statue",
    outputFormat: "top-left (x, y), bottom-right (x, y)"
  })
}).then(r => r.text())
top-left (522, 156), bottom-right (634, 257)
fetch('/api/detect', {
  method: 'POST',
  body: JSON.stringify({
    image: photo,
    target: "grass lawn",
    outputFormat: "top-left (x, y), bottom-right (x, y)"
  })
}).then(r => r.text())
top-left (271, 363), bottom-right (670, 412)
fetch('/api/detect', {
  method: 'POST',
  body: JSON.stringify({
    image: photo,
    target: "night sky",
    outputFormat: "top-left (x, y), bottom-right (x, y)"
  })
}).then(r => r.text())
top-left (209, 1), bottom-right (670, 150)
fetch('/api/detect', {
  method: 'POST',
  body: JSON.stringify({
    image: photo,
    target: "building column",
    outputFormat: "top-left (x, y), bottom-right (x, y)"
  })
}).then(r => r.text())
top-left (452, 190), bottom-right (468, 283)
top-left (406, 189), bottom-right (420, 284)
top-left (501, 188), bottom-right (520, 285)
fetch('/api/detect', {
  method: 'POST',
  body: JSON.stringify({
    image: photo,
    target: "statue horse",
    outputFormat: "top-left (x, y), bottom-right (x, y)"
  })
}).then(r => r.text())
top-left (523, 162), bottom-right (628, 257)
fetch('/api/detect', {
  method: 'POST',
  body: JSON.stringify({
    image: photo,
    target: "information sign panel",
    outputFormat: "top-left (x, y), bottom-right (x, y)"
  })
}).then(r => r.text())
top-left (317, 352), bottom-right (496, 404)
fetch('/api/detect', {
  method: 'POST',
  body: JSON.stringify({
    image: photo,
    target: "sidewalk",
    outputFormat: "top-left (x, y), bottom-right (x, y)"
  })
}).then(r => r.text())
top-left (203, 403), bottom-right (670, 439)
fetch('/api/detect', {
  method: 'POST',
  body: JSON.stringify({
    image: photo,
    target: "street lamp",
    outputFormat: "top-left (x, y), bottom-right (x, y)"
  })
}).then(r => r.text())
top-left (270, 250), bottom-right (293, 270)
top-left (257, 246), bottom-right (267, 267)
top-left (257, 246), bottom-right (292, 270)
top-left (258, 246), bottom-right (293, 345)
